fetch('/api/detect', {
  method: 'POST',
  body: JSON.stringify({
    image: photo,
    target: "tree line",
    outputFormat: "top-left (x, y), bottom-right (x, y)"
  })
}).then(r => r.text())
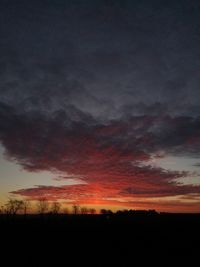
top-left (0, 197), bottom-right (158, 216)
top-left (0, 198), bottom-right (97, 215)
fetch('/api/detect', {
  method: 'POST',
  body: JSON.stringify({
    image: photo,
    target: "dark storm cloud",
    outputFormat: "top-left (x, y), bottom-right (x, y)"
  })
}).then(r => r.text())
top-left (1, 0), bottom-right (200, 120)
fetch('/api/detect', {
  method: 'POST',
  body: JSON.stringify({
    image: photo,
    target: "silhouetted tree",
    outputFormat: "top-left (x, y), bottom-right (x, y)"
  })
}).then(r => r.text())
top-left (23, 200), bottom-right (31, 216)
top-left (148, 209), bottom-right (158, 215)
top-left (5, 199), bottom-right (24, 215)
top-left (72, 204), bottom-right (80, 215)
top-left (100, 209), bottom-right (107, 215)
top-left (100, 209), bottom-right (113, 215)
top-left (80, 207), bottom-right (89, 214)
top-left (116, 210), bottom-right (123, 215)
top-left (37, 198), bottom-right (49, 215)
top-left (89, 208), bottom-right (96, 214)
top-left (51, 202), bottom-right (61, 214)
top-left (107, 209), bottom-right (113, 215)
top-left (0, 205), bottom-right (4, 214)
top-left (2, 204), bottom-right (9, 215)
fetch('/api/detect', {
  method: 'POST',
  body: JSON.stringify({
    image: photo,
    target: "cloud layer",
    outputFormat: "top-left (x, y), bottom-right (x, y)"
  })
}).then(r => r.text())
top-left (0, 101), bottom-right (199, 211)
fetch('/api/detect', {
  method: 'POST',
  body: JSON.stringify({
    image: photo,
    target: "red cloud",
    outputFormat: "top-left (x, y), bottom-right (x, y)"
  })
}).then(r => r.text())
top-left (12, 182), bottom-right (200, 212)
top-left (1, 106), bottom-right (200, 212)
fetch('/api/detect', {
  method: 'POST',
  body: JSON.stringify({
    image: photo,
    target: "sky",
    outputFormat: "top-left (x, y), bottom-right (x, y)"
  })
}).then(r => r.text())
top-left (0, 0), bottom-right (200, 212)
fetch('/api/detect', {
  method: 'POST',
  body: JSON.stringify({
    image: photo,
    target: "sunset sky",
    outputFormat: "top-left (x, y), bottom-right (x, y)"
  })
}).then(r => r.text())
top-left (0, 0), bottom-right (200, 212)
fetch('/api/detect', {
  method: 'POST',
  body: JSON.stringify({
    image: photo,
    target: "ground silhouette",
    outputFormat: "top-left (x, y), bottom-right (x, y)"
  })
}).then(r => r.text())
top-left (0, 210), bottom-right (199, 265)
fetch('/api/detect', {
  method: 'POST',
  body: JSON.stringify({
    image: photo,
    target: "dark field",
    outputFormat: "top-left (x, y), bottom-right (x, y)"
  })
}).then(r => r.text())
top-left (1, 212), bottom-right (199, 266)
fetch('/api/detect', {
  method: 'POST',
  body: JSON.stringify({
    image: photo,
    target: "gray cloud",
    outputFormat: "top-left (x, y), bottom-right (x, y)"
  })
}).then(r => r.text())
top-left (1, 0), bottom-right (200, 121)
